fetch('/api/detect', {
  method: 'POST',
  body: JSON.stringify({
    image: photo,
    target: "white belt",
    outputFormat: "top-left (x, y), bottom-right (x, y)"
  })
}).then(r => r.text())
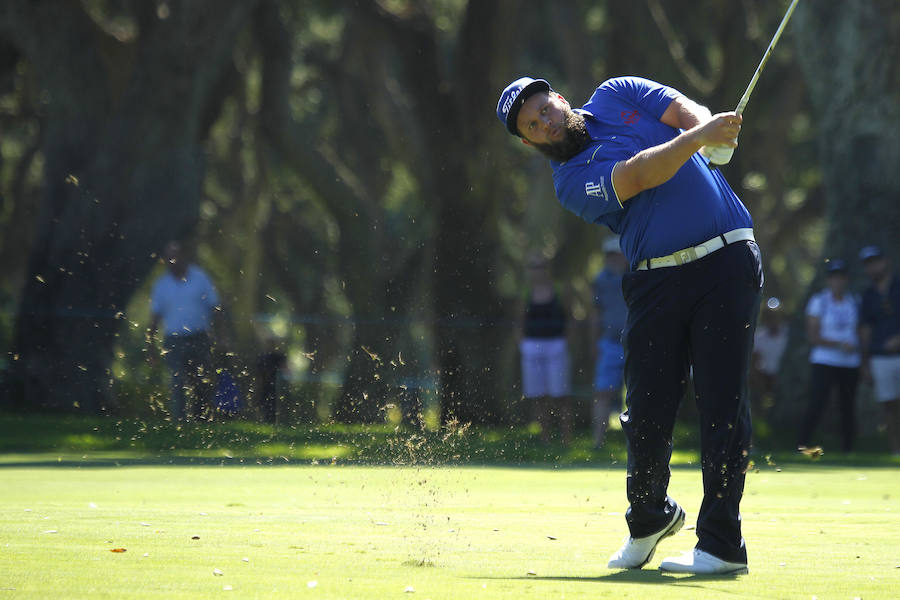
top-left (635, 228), bottom-right (755, 271)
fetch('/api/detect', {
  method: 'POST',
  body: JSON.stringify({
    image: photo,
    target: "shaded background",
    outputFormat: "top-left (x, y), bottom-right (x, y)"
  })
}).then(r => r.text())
top-left (0, 0), bottom-right (897, 443)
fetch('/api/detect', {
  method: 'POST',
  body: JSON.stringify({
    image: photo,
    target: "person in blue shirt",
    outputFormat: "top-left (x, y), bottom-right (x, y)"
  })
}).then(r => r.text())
top-left (149, 240), bottom-right (225, 421)
top-left (497, 76), bottom-right (762, 575)
top-left (590, 235), bottom-right (628, 449)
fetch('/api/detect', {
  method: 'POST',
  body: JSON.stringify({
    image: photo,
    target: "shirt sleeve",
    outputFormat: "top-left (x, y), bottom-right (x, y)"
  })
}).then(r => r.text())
top-left (201, 271), bottom-right (220, 309)
top-left (806, 293), bottom-right (823, 318)
top-left (150, 280), bottom-right (163, 317)
top-left (600, 77), bottom-right (680, 120)
top-left (554, 148), bottom-right (624, 224)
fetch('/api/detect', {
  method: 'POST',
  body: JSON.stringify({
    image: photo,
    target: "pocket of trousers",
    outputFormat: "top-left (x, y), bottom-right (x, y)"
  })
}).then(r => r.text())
top-left (743, 241), bottom-right (764, 290)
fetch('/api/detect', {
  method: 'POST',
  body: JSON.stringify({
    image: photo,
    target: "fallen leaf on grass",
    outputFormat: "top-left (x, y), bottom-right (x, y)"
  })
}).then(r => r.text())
top-left (110, 548), bottom-right (127, 553)
top-left (798, 446), bottom-right (824, 460)
top-left (191, 535), bottom-right (200, 540)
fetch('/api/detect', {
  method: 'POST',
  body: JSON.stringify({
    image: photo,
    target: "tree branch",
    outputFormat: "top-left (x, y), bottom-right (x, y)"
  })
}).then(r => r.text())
top-left (646, 0), bottom-right (719, 95)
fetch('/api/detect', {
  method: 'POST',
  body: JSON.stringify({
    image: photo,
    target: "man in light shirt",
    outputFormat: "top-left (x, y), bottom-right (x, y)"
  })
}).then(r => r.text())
top-left (149, 240), bottom-right (225, 421)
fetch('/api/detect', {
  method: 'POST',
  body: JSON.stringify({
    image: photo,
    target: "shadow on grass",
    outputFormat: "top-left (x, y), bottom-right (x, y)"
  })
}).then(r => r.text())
top-left (1, 411), bottom-right (897, 469)
top-left (477, 569), bottom-right (746, 587)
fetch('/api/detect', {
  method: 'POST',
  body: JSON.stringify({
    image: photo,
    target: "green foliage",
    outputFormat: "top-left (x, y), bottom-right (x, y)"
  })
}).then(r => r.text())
top-left (6, 0), bottom-right (896, 424)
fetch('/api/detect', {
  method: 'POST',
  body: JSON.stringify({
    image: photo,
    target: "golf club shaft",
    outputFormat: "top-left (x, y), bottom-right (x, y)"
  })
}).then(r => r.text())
top-left (735, 0), bottom-right (800, 116)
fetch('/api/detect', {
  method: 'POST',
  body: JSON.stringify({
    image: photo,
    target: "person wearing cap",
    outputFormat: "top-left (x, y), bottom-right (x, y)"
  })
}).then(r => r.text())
top-left (590, 235), bottom-right (628, 449)
top-left (797, 259), bottom-right (861, 453)
top-left (858, 246), bottom-right (900, 455)
top-left (496, 76), bottom-right (761, 575)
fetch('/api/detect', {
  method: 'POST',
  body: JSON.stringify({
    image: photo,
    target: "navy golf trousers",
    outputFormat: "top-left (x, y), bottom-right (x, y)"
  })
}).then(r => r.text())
top-left (620, 240), bottom-right (763, 564)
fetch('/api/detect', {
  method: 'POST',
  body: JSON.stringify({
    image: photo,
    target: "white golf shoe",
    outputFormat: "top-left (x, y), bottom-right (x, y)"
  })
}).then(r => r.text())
top-left (659, 548), bottom-right (748, 575)
top-left (607, 505), bottom-right (686, 569)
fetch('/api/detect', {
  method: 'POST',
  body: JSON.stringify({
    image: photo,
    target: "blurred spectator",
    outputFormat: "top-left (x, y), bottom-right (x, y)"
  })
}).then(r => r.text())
top-left (520, 254), bottom-right (572, 446)
top-left (798, 259), bottom-right (861, 452)
top-left (149, 240), bottom-right (226, 421)
top-left (858, 245), bottom-right (900, 456)
top-left (256, 338), bottom-right (287, 424)
top-left (590, 236), bottom-right (628, 448)
top-left (750, 297), bottom-right (788, 417)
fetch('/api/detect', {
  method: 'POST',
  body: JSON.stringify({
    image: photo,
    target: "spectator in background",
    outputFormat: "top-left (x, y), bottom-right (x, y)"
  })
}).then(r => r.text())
top-left (590, 235), bottom-right (628, 448)
top-left (256, 334), bottom-right (287, 424)
top-left (149, 240), bottom-right (225, 421)
top-left (750, 297), bottom-right (788, 418)
top-left (858, 245), bottom-right (900, 456)
top-left (520, 254), bottom-right (572, 446)
top-left (798, 259), bottom-right (861, 453)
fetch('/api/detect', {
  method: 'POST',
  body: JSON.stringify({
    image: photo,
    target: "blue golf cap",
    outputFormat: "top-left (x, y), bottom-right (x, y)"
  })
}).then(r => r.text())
top-left (497, 77), bottom-right (551, 136)
top-left (859, 245), bottom-right (884, 261)
top-left (825, 258), bottom-right (848, 274)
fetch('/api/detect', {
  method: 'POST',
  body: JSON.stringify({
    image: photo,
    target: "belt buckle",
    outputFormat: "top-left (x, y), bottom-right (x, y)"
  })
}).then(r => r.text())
top-left (673, 247), bottom-right (699, 266)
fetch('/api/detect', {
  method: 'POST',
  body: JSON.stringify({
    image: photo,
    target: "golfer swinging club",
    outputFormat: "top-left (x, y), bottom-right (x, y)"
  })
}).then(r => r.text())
top-left (497, 76), bottom-right (762, 575)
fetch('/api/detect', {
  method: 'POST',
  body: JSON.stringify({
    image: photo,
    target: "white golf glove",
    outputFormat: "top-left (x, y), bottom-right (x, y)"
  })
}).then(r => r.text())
top-left (701, 144), bottom-right (735, 166)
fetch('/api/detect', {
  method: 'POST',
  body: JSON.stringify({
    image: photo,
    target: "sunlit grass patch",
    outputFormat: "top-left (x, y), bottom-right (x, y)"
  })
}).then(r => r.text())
top-left (1, 462), bottom-right (897, 599)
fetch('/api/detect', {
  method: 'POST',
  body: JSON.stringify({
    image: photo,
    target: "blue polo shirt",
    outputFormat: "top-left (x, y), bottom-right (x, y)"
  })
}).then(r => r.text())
top-left (860, 274), bottom-right (900, 356)
top-left (592, 268), bottom-right (627, 341)
top-left (551, 77), bottom-right (752, 266)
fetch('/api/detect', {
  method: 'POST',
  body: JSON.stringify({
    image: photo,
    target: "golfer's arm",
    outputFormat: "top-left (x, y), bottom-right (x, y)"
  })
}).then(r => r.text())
top-left (611, 96), bottom-right (714, 202)
top-left (661, 95), bottom-right (711, 130)
top-left (611, 130), bottom-right (704, 203)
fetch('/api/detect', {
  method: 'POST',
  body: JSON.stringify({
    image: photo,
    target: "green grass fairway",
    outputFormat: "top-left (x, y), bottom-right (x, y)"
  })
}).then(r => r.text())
top-left (2, 460), bottom-right (898, 599)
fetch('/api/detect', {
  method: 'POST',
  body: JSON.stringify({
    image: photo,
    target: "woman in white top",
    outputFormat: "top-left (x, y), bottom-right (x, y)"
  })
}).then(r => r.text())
top-left (798, 259), bottom-right (861, 452)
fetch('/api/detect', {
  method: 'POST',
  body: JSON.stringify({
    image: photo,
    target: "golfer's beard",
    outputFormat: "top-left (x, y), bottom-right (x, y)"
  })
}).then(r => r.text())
top-left (532, 110), bottom-right (589, 163)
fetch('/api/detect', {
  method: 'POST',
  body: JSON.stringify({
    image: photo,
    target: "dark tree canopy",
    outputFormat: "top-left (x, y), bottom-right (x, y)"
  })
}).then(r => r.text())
top-left (0, 1), bottom-right (893, 436)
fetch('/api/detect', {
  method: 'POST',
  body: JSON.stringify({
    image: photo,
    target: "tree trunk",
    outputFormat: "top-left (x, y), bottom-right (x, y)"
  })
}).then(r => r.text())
top-left (5, 1), bottom-right (256, 412)
top-left (775, 0), bottom-right (900, 432)
top-left (375, 0), bottom-right (520, 425)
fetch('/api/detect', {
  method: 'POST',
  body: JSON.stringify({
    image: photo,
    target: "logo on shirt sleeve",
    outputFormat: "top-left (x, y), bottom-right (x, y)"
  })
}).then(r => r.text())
top-left (585, 176), bottom-right (609, 202)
